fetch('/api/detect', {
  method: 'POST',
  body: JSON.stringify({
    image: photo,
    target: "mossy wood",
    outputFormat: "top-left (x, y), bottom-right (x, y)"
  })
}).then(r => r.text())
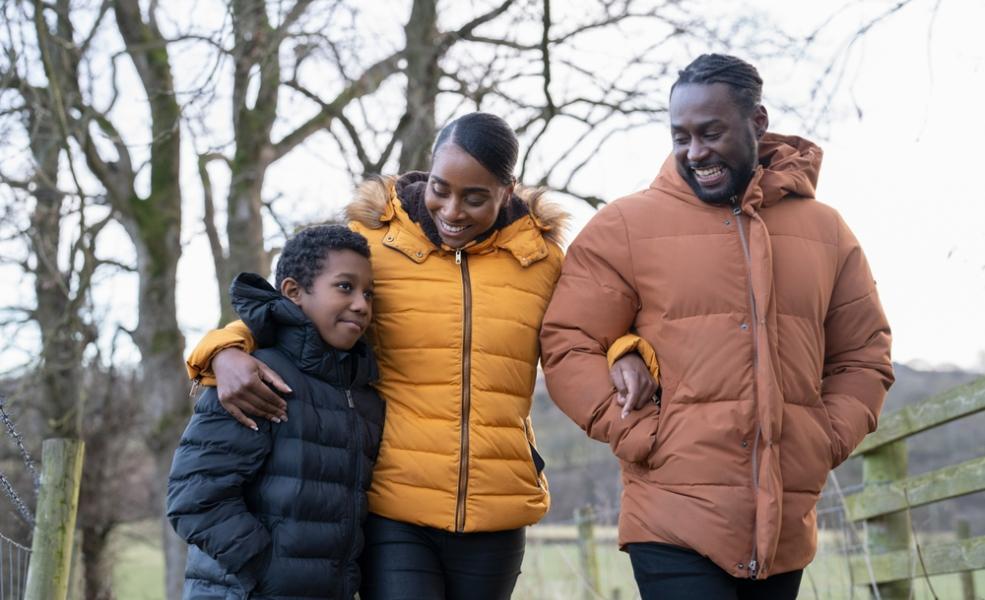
top-left (25, 439), bottom-right (85, 600)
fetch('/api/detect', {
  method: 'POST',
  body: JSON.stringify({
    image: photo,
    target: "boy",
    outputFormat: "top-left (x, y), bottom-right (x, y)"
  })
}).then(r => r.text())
top-left (167, 225), bottom-right (384, 600)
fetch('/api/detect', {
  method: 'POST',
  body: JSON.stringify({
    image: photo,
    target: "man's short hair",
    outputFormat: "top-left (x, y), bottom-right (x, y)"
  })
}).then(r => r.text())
top-left (275, 225), bottom-right (370, 291)
top-left (672, 54), bottom-right (764, 115)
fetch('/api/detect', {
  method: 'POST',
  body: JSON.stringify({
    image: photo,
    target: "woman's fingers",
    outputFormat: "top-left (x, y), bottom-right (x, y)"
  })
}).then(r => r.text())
top-left (611, 352), bottom-right (658, 416)
top-left (223, 403), bottom-right (259, 432)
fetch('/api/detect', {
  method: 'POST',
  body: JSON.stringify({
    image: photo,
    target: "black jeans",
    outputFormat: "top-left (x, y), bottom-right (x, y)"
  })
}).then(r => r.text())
top-left (627, 543), bottom-right (803, 600)
top-left (358, 513), bottom-right (525, 600)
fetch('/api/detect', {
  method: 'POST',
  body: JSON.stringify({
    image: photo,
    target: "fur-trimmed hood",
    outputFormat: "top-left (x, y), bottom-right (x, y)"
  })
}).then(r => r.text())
top-left (345, 172), bottom-right (569, 248)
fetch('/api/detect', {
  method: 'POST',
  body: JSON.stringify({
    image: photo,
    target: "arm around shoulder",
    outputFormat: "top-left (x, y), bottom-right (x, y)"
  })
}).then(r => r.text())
top-left (185, 320), bottom-right (258, 384)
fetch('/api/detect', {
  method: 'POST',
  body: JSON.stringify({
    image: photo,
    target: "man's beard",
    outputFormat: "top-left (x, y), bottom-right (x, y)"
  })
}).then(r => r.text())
top-left (684, 164), bottom-right (753, 205)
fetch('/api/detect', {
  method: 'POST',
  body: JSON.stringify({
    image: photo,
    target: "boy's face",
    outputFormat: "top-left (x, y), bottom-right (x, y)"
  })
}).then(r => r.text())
top-left (281, 249), bottom-right (374, 350)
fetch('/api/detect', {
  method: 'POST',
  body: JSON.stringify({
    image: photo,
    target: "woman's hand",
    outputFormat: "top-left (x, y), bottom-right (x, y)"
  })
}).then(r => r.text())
top-left (609, 352), bottom-right (658, 419)
top-left (213, 347), bottom-right (291, 430)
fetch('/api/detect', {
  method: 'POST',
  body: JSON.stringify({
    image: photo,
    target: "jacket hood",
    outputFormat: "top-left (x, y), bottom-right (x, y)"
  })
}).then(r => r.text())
top-left (229, 272), bottom-right (376, 387)
top-left (651, 132), bottom-right (823, 211)
top-left (346, 172), bottom-right (569, 248)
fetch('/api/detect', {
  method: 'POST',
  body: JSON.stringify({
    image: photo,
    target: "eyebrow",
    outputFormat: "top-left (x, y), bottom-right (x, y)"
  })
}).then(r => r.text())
top-left (431, 175), bottom-right (492, 195)
top-left (671, 118), bottom-right (726, 131)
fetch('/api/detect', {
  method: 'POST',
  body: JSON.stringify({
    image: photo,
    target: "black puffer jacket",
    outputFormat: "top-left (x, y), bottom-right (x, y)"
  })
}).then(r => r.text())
top-left (167, 273), bottom-right (384, 599)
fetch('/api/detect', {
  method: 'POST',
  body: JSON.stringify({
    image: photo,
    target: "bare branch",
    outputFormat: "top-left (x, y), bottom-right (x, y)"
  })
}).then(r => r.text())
top-left (198, 151), bottom-right (231, 287)
top-left (272, 51), bottom-right (403, 161)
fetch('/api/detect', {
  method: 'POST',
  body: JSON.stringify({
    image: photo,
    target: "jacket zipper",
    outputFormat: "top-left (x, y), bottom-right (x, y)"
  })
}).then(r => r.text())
top-left (343, 388), bottom-right (363, 596)
top-left (733, 201), bottom-right (761, 579)
top-left (455, 248), bottom-right (473, 532)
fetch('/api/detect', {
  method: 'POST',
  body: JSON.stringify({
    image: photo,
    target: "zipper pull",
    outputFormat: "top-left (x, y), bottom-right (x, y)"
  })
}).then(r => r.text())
top-left (345, 389), bottom-right (354, 408)
top-left (748, 560), bottom-right (758, 579)
top-left (455, 249), bottom-right (462, 265)
top-left (730, 195), bottom-right (741, 215)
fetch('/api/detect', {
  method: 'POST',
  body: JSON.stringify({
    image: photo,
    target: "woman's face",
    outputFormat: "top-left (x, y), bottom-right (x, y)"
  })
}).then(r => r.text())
top-left (424, 143), bottom-right (513, 248)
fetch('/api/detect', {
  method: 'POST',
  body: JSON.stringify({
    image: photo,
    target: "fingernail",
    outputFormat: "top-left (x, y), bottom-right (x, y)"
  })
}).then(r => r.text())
top-left (251, 425), bottom-right (259, 432)
top-left (271, 418), bottom-right (281, 423)
top-left (281, 416), bottom-right (288, 422)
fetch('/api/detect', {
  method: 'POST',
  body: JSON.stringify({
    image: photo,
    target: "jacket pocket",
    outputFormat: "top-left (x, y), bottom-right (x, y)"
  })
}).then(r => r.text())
top-left (232, 545), bottom-right (272, 598)
top-left (817, 405), bottom-right (844, 468)
top-left (522, 419), bottom-right (546, 488)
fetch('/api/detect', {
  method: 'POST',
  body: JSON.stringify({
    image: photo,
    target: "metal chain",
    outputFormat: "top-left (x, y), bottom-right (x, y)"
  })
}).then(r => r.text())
top-left (0, 396), bottom-right (40, 494)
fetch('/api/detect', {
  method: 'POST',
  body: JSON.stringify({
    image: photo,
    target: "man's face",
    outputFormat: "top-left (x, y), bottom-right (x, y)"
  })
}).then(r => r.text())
top-left (669, 82), bottom-right (768, 204)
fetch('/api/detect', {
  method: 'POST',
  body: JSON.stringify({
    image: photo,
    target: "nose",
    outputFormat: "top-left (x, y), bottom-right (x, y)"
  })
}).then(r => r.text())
top-left (439, 198), bottom-right (466, 221)
top-left (687, 138), bottom-right (709, 163)
top-left (350, 291), bottom-right (369, 314)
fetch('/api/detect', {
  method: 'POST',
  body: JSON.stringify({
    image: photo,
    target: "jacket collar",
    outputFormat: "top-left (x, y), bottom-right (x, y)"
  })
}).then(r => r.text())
top-left (229, 273), bottom-right (377, 388)
top-left (347, 173), bottom-right (568, 267)
top-left (649, 133), bottom-right (822, 215)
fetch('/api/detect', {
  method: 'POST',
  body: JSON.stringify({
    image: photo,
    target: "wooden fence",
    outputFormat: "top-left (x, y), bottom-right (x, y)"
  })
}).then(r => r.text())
top-left (538, 375), bottom-right (985, 599)
top-left (843, 375), bottom-right (985, 599)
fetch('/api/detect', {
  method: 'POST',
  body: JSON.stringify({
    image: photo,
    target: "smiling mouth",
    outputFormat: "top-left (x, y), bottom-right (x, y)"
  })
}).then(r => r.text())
top-left (437, 217), bottom-right (470, 235)
top-left (338, 319), bottom-right (366, 331)
top-left (691, 164), bottom-right (728, 185)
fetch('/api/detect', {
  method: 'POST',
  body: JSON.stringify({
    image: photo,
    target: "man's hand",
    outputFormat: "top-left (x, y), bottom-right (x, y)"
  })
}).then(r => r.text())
top-left (213, 348), bottom-right (291, 430)
top-left (610, 352), bottom-right (658, 419)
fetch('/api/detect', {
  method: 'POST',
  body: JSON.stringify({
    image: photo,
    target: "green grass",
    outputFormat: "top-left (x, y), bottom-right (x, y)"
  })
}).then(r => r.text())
top-left (112, 521), bottom-right (165, 600)
top-left (113, 520), bottom-right (983, 599)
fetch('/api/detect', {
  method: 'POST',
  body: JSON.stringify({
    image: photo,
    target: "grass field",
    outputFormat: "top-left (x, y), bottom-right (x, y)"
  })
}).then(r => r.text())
top-left (113, 521), bottom-right (983, 599)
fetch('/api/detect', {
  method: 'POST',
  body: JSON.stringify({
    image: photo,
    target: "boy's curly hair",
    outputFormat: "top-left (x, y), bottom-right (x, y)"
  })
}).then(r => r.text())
top-left (275, 225), bottom-right (370, 291)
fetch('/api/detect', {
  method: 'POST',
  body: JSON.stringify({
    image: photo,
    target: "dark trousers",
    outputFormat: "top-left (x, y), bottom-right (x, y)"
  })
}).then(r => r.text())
top-left (358, 513), bottom-right (525, 600)
top-left (627, 543), bottom-right (803, 600)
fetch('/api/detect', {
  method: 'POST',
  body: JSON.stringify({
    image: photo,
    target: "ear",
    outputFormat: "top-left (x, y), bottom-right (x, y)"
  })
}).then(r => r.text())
top-left (280, 277), bottom-right (304, 306)
top-left (501, 180), bottom-right (515, 206)
top-left (752, 105), bottom-right (769, 139)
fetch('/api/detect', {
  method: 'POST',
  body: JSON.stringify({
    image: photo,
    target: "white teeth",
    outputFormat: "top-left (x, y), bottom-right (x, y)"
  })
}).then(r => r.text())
top-left (439, 219), bottom-right (467, 233)
top-left (694, 166), bottom-right (724, 177)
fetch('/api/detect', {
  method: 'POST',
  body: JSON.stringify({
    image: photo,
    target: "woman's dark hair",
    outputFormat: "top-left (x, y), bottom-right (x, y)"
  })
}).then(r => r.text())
top-left (432, 112), bottom-right (518, 185)
top-left (671, 54), bottom-right (763, 116)
top-left (275, 225), bottom-right (370, 291)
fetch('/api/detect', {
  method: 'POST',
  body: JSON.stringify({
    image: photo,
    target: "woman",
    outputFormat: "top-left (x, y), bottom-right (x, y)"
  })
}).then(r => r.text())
top-left (185, 112), bottom-right (657, 599)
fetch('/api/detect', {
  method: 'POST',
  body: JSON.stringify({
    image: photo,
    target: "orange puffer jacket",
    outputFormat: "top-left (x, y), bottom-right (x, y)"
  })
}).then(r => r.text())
top-left (188, 173), bottom-right (567, 533)
top-left (540, 134), bottom-right (893, 578)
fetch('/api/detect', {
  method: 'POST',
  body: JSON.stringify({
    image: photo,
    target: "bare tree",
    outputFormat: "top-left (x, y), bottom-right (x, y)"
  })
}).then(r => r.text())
top-left (8, 1), bottom-right (191, 596)
top-left (0, 1), bottom-right (943, 598)
top-left (187, 0), bottom-right (801, 317)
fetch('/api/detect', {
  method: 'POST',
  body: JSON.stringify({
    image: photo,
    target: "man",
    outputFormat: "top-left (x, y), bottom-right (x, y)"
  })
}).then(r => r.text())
top-left (540, 54), bottom-right (893, 599)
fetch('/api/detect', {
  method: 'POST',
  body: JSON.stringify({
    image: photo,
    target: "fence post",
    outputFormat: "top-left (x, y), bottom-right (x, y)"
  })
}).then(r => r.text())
top-left (575, 505), bottom-right (601, 600)
top-left (24, 438), bottom-right (85, 600)
top-left (956, 519), bottom-right (975, 600)
top-left (862, 439), bottom-right (912, 600)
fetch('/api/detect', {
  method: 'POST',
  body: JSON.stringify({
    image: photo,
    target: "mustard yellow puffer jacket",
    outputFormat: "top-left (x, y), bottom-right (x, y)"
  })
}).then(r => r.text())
top-left (187, 172), bottom-right (568, 533)
top-left (350, 174), bottom-right (565, 532)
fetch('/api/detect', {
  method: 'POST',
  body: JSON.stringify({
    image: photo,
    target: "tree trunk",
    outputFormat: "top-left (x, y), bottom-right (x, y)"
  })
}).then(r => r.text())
top-left (111, 2), bottom-right (189, 596)
top-left (80, 526), bottom-right (113, 600)
top-left (399, 0), bottom-right (440, 172)
top-left (28, 110), bottom-right (86, 438)
top-left (205, 0), bottom-right (283, 324)
top-left (126, 217), bottom-right (188, 600)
